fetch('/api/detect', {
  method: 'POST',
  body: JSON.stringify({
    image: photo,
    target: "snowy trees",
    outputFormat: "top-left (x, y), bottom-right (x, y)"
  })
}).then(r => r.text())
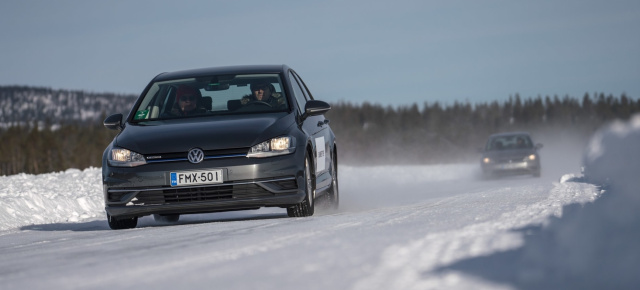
top-left (327, 93), bottom-right (639, 165)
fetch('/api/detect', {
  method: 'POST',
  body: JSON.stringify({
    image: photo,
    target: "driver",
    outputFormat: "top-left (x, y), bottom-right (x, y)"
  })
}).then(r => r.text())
top-left (241, 81), bottom-right (283, 107)
top-left (165, 85), bottom-right (207, 117)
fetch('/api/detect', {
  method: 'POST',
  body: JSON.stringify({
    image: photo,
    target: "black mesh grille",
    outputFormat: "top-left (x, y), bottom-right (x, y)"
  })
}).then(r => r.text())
top-left (271, 179), bottom-right (297, 190)
top-left (130, 183), bottom-right (277, 205)
top-left (494, 156), bottom-right (524, 163)
top-left (109, 177), bottom-right (297, 205)
top-left (108, 192), bottom-right (127, 202)
top-left (163, 185), bottom-right (234, 203)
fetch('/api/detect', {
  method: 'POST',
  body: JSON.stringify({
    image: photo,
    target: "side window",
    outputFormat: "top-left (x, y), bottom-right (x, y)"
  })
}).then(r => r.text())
top-left (289, 71), bottom-right (308, 113)
top-left (291, 70), bottom-right (314, 100)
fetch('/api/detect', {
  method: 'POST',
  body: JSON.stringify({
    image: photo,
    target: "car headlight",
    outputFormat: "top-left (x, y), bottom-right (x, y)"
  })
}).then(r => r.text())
top-left (109, 148), bottom-right (147, 167)
top-left (482, 157), bottom-right (491, 164)
top-left (247, 136), bottom-right (296, 158)
top-left (527, 154), bottom-right (536, 161)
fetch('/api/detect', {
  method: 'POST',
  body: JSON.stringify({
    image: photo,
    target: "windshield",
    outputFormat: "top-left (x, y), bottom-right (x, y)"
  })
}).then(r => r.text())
top-left (130, 73), bottom-right (289, 122)
top-left (486, 134), bottom-right (533, 151)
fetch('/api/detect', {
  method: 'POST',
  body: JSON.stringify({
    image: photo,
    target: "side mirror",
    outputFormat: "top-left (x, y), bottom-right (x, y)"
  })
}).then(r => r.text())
top-left (535, 143), bottom-right (543, 150)
top-left (104, 113), bottom-right (123, 131)
top-left (302, 100), bottom-right (331, 119)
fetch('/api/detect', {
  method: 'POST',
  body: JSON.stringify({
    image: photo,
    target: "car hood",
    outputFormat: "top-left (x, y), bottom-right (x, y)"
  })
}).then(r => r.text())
top-left (482, 148), bottom-right (537, 159)
top-left (115, 113), bottom-right (295, 154)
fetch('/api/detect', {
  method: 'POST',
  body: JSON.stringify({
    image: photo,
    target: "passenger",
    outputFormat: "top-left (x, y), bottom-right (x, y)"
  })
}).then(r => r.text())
top-left (168, 85), bottom-right (207, 116)
top-left (241, 81), bottom-right (284, 107)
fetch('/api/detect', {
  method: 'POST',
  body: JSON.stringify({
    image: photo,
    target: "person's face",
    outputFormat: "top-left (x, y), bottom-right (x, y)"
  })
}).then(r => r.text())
top-left (179, 95), bottom-right (197, 112)
top-left (252, 85), bottom-right (271, 101)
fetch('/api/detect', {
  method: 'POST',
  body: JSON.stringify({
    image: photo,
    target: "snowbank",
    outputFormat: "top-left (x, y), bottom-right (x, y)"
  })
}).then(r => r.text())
top-left (0, 168), bottom-right (104, 232)
top-left (354, 114), bottom-right (640, 289)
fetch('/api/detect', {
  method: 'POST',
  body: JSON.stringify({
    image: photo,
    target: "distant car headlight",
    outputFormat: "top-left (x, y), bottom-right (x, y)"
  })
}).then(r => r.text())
top-left (109, 148), bottom-right (147, 167)
top-left (483, 157), bottom-right (491, 164)
top-left (527, 154), bottom-right (536, 161)
top-left (247, 136), bottom-right (296, 158)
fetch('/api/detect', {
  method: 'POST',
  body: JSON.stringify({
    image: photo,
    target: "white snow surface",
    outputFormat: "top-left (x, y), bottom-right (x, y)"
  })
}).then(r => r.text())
top-left (1, 116), bottom-right (639, 289)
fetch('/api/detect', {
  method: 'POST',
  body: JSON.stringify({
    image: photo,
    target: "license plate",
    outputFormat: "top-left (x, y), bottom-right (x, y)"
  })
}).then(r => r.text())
top-left (500, 163), bottom-right (525, 169)
top-left (170, 169), bottom-right (223, 187)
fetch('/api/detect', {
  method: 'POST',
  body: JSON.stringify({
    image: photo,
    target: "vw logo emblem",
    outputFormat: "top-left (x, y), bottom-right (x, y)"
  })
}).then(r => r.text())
top-left (187, 148), bottom-right (204, 164)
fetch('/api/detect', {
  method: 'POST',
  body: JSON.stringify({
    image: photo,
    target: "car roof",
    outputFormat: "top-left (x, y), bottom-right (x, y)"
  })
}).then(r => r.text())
top-left (152, 64), bottom-right (291, 82)
top-left (488, 131), bottom-right (532, 138)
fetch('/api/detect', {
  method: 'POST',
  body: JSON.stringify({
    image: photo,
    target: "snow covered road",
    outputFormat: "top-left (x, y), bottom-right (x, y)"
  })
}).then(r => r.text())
top-left (0, 163), bottom-right (598, 290)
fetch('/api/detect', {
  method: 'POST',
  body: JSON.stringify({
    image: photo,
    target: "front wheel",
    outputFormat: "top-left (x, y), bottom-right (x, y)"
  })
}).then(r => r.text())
top-left (326, 156), bottom-right (339, 210)
top-left (287, 153), bottom-right (315, 217)
top-left (533, 169), bottom-right (541, 177)
top-left (481, 170), bottom-right (493, 180)
top-left (107, 213), bottom-right (138, 230)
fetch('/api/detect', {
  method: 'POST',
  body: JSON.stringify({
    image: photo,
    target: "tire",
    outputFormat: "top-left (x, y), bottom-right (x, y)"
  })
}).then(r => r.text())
top-left (326, 155), bottom-right (339, 210)
top-left (533, 169), bottom-right (541, 178)
top-left (287, 152), bottom-right (315, 217)
top-left (154, 214), bottom-right (180, 223)
top-left (107, 213), bottom-right (138, 230)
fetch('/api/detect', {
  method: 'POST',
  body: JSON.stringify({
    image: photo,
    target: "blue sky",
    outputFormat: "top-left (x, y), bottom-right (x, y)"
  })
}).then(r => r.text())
top-left (1, 0), bottom-right (638, 107)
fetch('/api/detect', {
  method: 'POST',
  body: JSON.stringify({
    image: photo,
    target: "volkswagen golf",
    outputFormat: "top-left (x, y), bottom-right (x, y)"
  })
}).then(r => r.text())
top-left (102, 65), bottom-right (338, 229)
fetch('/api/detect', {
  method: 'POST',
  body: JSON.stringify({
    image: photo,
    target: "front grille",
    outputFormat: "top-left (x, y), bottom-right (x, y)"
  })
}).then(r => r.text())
top-left (108, 177), bottom-right (298, 205)
top-left (162, 185), bottom-right (234, 203)
top-left (128, 183), bottom-right (288, 205)
top-left (494, 157), bottom-right (524, 163)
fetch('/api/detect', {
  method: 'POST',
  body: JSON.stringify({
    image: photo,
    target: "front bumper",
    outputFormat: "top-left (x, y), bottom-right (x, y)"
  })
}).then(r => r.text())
top-left (481, 160), bottom-right (540, 175)
top-left (103, 152), bottom-right (305, 219)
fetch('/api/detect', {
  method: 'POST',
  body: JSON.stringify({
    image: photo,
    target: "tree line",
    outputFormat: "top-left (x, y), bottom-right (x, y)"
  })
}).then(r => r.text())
top-left (0, 120), bottom-right (117, 175)
top-left (325, 93), bottom-right (639, 165)
top-left (0, 89), bottom-right (637, 176)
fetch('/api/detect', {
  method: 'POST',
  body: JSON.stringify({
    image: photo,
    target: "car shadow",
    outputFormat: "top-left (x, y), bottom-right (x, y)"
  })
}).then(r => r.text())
top-left (141, 212), bottom-right (289, 229)
top-left (20, 211), bottom-right (290, 232)
top-left (20, 220), bottom-right (110, 232)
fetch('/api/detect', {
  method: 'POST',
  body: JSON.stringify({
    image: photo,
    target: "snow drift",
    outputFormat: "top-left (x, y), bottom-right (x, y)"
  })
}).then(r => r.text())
top-left (0, 168), bottom-right (104, 232)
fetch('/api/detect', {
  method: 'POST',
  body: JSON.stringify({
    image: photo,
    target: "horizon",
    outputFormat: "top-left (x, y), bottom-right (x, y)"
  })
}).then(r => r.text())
top-left (0, 84), bottom-right (634, 109)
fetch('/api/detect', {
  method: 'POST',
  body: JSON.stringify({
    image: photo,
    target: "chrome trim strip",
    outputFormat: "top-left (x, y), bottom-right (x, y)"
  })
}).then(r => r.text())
top-left (146, 154), bottom-right (247, 163)
top-left (146, 158), bottom-right (185, 163)
top-left (205, 154), bottom-right (247, 160)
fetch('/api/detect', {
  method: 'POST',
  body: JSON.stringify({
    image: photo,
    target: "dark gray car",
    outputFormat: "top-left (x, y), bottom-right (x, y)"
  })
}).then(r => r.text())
top-left (480, 132), bottom-right (542, 178)
top-left (102, 65), bottom-right (338, 229)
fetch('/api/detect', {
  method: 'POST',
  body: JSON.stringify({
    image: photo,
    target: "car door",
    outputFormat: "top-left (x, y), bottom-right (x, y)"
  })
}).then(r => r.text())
top-left (288, 70), bottom-right (332, 191)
